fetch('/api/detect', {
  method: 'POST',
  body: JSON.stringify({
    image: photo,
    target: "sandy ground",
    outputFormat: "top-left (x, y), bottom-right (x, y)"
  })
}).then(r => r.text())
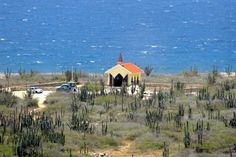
top-left (91, 141), bottom-right (162, 157)
top-left (13, 90), bottom-right (54, 111)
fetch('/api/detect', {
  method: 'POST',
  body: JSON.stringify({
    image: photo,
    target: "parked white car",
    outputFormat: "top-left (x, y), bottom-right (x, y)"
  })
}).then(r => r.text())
top-left (27, 87), bottom-right (43, 94)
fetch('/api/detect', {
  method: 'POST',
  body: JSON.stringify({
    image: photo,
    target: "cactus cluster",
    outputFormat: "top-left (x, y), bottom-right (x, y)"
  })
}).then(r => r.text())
top-left (174, 81), bottom-right (185, 91)
top-left (69, 111), bottom-right (95, 134)
top-left (193, 120), bottom-right (212, 152)
top-left (145, 109), bottom-right (162, 133)
top-left (197, 88), bottom-right (210, 101)
top-left (0, 106), bottom-right (65, 157)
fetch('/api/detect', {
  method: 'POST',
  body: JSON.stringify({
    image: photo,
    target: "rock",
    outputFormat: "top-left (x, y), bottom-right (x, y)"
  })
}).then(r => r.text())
top-left (93, 152), bottom-right (108, 157)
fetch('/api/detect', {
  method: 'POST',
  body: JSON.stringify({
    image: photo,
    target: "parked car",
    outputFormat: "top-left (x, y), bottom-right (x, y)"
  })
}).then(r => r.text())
top-left (56, 83), bottom-right (77, 93)
top-left (27, 87), bottom-right (43, 94)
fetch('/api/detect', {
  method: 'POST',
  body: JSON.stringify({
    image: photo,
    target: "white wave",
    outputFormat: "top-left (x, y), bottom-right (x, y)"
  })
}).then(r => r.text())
top-left (160, 53), bottom-right (165, 56)
top-left (141, 51), bottom-right (148, 54)
top-left (164, 10), bottom-right (170, 13)
top-left (0, 38), bottom-right (5, 41)
top-left (6, 56), bottom-right (10, 58)
top-left (151, 45), bottom-right (158, 48)
top-left (90, 45), bottom-right (96, 48)
top-left (197, 44), bottom-right (203, 47)
top-left (213, 38), bottom-right (219, 41)
top-left (35, 60), bottom-right (43, 64)
top-left (145, 44), bottom-right (164, 48)
top-left (193, 0), bottom-right (199, 3)
top-left (76, 62), bottom-right (82, 65)
top-left (17, 54), bottom-right (21, 56)
top-left (22, 18), bottom-right (28, 22)
top-left (173, 46), bottom-right (178, 49)
top-left (22, 53), bottom-right (32, 56)
top-left (90, 60), bottom-right (95, 63)
top-left (82, 40), bottom-right (86, 42)
top-left (140, 23), bottom-right (146, 26)
top-left (8, 41), bottom-right (16, 44)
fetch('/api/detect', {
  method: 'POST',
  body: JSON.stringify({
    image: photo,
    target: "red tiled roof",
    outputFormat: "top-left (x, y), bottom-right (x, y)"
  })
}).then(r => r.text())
top-left (121, 63), bottom-right (143, 74)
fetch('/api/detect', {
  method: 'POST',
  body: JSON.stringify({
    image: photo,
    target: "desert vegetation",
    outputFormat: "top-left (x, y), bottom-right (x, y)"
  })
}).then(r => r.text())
top-left (0, 68), bottom-right (235, 157)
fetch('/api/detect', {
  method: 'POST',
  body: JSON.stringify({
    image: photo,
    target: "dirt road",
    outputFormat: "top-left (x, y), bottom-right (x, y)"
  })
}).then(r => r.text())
top-left (91, 141), bottom-right (162, 157)
top-left (13, 91), bottom-right (54, 111)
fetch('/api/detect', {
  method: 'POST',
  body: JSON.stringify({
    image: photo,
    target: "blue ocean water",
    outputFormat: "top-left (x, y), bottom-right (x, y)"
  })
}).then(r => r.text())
top-left (0, 0), bottom-right (235, 73)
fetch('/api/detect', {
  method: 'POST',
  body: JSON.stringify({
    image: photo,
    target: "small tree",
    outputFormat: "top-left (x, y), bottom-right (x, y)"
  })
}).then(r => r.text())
top-left (144, 65), bottom-right (153, 76)
top-left (24, 90), bottom-right (38, 107)
top-left (121, 82), bottom-right (126, 111)
top-left (190, 65), bottom-right (198, 76)
top-left (212, 65), bottom-right (219, 77)
top-left (207, 73), bottom-right (216, 85)
top-left (18, 67), bottom-right (27, 80)
top-left (74, 68), bottom-right (79, 82)
top-left (225, 65), bottom-right (232, 76)
top-left (99, 79), bottom-right (105, 96)
top-left (0, 90), bottom-right (17, 107)
top-left (139, 82), bottom-right (145, 99)
top-left (65, 70), bottom-right (72, 81)
top-left (175, 81), bottom-right (185, 91)
top-left (4, 68), bottom-right (11, 89)
top-left (30, 69), bottom-right (37, 77)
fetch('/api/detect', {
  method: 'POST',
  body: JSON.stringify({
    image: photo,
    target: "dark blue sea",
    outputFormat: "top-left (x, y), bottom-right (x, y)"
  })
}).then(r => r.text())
top-left (0, 0), bottom-right (235, 73)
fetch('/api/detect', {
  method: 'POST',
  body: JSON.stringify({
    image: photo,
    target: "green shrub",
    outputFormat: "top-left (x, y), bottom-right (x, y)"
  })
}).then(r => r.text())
top-left (207, 73), bottom-right (216, 85)
top-left (136, 136), bottom-right (163, 152)
top-left (144, 65), bottom-right (153, 76)
top-left (183, 65), bottom-right (198, 77)
top-left (24, 91), bottom-right (38, 107)
top-left (0, 91), bottom-right (17, 107)
top-left (26, 98), bottom-right (38, 107)
top-left (99, 137), bottom-right (119, 147)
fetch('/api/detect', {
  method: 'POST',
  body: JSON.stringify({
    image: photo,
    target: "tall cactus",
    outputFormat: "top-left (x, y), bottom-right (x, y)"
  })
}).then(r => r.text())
top-left (163, 142), bottom-right (169, 157)
top-left (188, 105), bottom-right (192, 119)
top-left (183, 121), bottom-right (191, 148)
top-left (229, 112), bottom-right (236, 128)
